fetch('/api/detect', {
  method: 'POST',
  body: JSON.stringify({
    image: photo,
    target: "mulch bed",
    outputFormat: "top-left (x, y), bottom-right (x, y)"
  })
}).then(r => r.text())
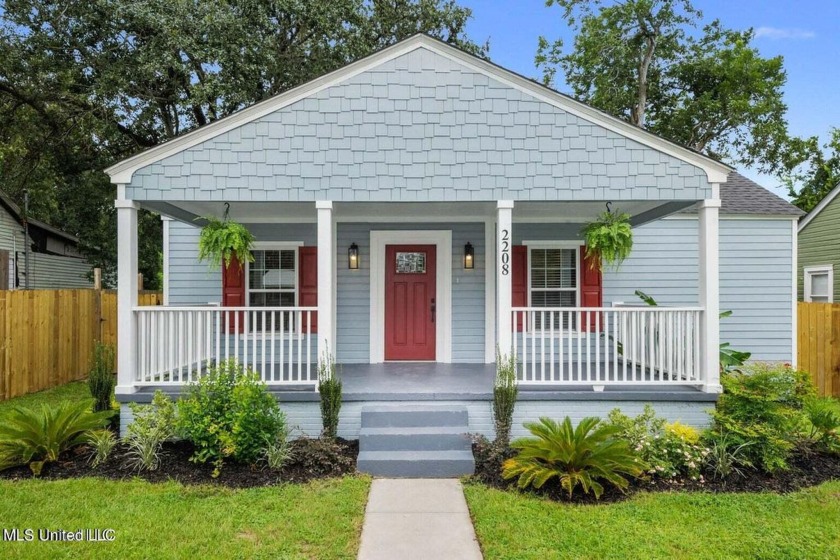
top-left (470, 440), bottom-right (840, 505)
top-left (0, 438), bottom-right (359, 488)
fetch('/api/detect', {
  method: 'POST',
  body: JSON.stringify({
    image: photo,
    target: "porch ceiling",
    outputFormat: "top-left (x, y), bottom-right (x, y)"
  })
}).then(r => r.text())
top-left (143, 199), bottom-right (697, 227)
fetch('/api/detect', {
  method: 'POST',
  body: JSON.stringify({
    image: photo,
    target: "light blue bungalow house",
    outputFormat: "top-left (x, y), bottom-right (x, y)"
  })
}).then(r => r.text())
top-left (106, 35), bottom-right (801, 476)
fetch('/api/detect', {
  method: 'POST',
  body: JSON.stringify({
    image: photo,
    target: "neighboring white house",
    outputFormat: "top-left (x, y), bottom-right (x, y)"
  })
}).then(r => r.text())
top-left (0, 191), bottom-right (93, 290)
top-left (105, 35), bottom-right (801, 445)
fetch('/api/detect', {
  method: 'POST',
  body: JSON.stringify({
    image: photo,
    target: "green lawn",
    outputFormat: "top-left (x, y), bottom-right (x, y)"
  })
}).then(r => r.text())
top-left (0, 476), bottom-right (371, 559)
top-left (465, 481), bottom-right (840, 560)
top-left (0, 381), bottom-right (91, 416)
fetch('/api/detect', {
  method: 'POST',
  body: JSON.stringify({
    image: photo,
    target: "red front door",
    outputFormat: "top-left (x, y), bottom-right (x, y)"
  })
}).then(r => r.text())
top-left (385, 245), bottom-right (437, 361)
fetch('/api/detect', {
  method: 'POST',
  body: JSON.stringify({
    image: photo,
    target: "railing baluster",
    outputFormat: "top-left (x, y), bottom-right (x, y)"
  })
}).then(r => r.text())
top-left (270, 312), bottom-right (276, 382)
top-left (549, 310), bottom-right (555, 382)
top-left (595, 311), bottom-right (600, 382)
top-left (306, 310), bottom-right (312, 381)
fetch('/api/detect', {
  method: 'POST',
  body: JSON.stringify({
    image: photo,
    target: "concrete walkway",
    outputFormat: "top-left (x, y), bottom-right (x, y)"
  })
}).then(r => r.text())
top-left (357, 479), bottom-right (483, 560)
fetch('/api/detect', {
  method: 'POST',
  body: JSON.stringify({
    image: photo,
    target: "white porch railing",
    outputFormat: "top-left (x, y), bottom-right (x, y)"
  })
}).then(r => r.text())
top-left (133, 306), bottom-right (318, 386)
top-left (511, 307), bottom-right (704, 385)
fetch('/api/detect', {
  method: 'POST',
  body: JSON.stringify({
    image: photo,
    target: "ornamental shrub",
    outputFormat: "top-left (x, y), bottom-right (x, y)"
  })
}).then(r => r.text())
top-left (606, 405), bottom-right (708, 480)
top-left (0, 401), bottom-right (112, 475)
top-left (711, 363), bottom-right (815, 472)
top-left (177, 360), bottom-right (286, 474)
top-left (124, 391), bottom-right (178, 472)
top-left (318, 350), bottom-right (342, 439)
top-left (88, 342), bottom-right (116, 413)
top-left (493, 351), bottom-right (518, 446)
top-left (503, 417), bottom-right (643, 499)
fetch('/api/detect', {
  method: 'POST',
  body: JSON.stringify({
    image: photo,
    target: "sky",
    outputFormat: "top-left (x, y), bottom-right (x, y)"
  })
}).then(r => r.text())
top-left (461, 0), bottom-right (840, 197)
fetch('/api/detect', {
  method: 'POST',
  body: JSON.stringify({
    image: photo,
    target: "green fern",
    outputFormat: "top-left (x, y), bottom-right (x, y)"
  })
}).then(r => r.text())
top-left (197, 216), bottom-right (256, 270)
top-left (582, 210), bottom-right (633, 271)
top-left (502, 416), bottom-right (643, 499)
top-left (0, 401), bottom-right (113, 475)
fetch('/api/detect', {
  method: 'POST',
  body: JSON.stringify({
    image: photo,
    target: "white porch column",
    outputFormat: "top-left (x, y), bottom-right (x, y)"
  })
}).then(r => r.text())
top-left (496, 201), bottom-right (514, 355)
top-left (161, 216), bottom-right (172, 306)
top-left (316, 201), bottom-right (335, 361)
top-left (699, 197), bottom-right (722, 393)
top-left (115, 197), bottom-right (139, 395)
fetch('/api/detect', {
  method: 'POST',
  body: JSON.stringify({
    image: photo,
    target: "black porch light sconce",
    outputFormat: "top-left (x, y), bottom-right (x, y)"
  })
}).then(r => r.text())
top-left (464, 241), bottom-right (475, 270)
top-left (348, 243), bottom-right (360, 270)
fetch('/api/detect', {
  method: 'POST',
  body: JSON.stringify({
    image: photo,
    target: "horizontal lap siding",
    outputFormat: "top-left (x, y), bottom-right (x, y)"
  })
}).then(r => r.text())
top-left (336, 222), bottom-right (486, 363)
top-left (26, 253), bottom-right (93, 289)
top-left (128, 48), bottom-right (710, 203)
top-left (603, 217), bottom-right (794, 362)
top-left (168, 221), bottom-right (316, 305)
top-left (720, 220), bottom-right (794, 362)
top-left (798, 196), bottom-right (840, 301)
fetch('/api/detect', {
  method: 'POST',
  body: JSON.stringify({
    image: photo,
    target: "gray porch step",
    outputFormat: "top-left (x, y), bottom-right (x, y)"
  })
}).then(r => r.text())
top-left (357, 450), bottom-right (475, 478)
top-left (359, 426), bottom-right (472, 452)
top-left (360, 405), bottom-right (469, 428)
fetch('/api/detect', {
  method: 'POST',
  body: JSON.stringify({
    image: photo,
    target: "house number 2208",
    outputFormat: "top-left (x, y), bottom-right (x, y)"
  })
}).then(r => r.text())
top-left (500, 229), bottom-right (510, 275)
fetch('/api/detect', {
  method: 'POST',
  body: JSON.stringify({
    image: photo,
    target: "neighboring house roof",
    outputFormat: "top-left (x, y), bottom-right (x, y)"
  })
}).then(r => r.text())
top-left (798, 181), bottom-right (840, 231)
top-left (719, 172), bottom-right (805, 216)
top-left (106, 33), bottom-right (731, 186)
top-left (0, 190), bottom-right (81, 245)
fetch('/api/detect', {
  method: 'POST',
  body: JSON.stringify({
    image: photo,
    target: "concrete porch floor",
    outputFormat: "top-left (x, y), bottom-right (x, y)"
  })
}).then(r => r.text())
top-left (122, 362), bottom-right (716, 403)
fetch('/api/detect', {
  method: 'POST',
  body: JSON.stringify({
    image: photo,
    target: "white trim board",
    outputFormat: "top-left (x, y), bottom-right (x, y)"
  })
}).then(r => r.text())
top-left (105, 35), bottom-right (730, 186)
top-left (803, 264), bottom-right (834, 303)
top-left (799, 181), bottom-right (840, 232)
top-left (369, 230), bottom-right (452, 364)
top-left (791, 220), bottom-right (798, 367)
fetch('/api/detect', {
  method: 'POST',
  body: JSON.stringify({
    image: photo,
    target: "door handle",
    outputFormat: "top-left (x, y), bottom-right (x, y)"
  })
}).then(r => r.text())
top-left (431, 298), bottom-right (436, 323)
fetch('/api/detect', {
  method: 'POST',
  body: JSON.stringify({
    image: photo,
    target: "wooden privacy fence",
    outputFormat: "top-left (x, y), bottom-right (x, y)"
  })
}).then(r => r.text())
top-left (0, 289), bottom-right (162, 401)
top-left (798, 302), bottom-right (840, 397)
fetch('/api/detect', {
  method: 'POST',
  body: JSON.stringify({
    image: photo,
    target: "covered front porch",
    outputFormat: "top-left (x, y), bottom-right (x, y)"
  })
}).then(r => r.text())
top-left (114, 197), bottom-right (722, 396)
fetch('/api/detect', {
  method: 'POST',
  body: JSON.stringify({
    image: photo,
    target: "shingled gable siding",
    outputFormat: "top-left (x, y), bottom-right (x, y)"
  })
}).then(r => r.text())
top-left (126, 47), bottom-right (710, 203)
top-left (602, 217), bottom-right (795, 362)
top-left (335, 222), bottom-right (486, 363)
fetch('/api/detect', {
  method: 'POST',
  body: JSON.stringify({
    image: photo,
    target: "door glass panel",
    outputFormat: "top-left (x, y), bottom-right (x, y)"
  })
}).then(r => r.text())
top-left (396, 252), bottom-right (426, 274)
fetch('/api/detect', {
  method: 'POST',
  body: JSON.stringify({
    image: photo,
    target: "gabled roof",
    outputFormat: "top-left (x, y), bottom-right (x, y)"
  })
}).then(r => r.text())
top-left (798, 181), bottom-right (840, 231)
top-left (0, 190), bottom-right (81, 244)
top-left (106, 34), bottom-right (732, 186)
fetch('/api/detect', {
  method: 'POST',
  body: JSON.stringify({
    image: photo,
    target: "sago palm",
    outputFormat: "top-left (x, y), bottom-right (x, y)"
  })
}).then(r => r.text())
top-left (502, 416), bottom-right (643, 499)
top-left (0, 401), bottom-right (113, 475)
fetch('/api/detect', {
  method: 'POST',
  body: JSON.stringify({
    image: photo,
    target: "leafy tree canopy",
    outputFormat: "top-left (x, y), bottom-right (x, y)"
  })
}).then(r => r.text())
top-left (536, 0), bottom-right (801, 178)
top-left (0, 0), bottom-right (484, 287)
top-left (785, 129), bottom-right (840, 213)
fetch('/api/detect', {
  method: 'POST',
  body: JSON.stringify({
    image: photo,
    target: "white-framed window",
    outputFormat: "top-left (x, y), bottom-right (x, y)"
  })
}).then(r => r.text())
top-left (245, 242), bottom-right (303, 330)
top-left (804, 265), bottom-right (834, 303)
top-left (525, 242), bottom-right (582, 329)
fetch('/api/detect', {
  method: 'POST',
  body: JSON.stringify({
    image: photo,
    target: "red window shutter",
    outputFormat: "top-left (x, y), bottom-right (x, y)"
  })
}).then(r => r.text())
top-left (222, 255), bottom-right (246, 333)
top-left (580, 247), bottom-right (603, 332)
top-left (512, 245), bottom-right (528, 332)
top-left (298, 247), bottom-right (318, 333)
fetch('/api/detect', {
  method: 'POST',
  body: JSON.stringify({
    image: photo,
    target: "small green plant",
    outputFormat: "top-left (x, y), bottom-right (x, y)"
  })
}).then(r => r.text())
top-left (582, 208), bottom-right (633, 271)
top-left (318, 350), bottom-right (342, 440)
top-left (804, 397), bottom-right (840, 453)
top-left (263, 425), bottom-right (294, 471)
top-left (606, 405), bottom-right (708, 480)
top-left (88, 342), bottom-right (116, 413)
top-left (703, 431), bottom-right (754, 480)
top-left (197, 213), bottom-right (255, 270)
top-left (0, 401), bottom-right (112, 475)
top-left (502, 417), bottom-right (643, 499)
top-left (124, 391), bottom-right (177, 472)
top-left (290, 437), bottom-right (355, 477)
top-left (86, 429), bottom-right (116, 467)
top-left (177, 360), bottom-right (286, 475)
top-left (493, 350), bottom-right (518, 446)
top-left (712, 363), bottom-right (815, 472)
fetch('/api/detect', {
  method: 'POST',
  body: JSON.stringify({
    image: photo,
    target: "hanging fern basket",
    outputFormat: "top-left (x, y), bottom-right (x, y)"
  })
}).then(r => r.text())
top-left (581, 205), bottom-right (633, 272)
top-left (197, 205), bottom-right (255, 270)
